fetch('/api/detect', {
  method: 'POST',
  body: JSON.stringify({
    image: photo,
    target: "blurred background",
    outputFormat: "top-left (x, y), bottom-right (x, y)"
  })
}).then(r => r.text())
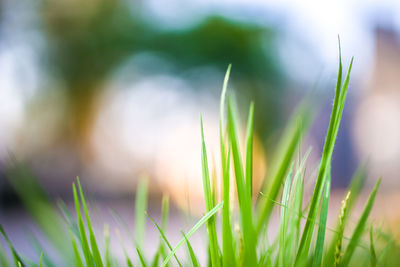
top-left (1, 0), bottom-right (400, 259)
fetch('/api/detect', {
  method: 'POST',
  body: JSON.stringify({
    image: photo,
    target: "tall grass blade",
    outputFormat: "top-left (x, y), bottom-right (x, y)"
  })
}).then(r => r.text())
top-left (72, 183), bottom-right (92, 267)
top-left (296, 51), bottom-right (353, 263)
top-left (76, 178), bottom-right (103, 267)
top-left (162, 201), bottom-right (223, 267)
top-left (313, 177), bottom-right (331, 267)
top-left (278, 164), bottom-right (293, 267)
top-left (219, 65), bottom-right (235, 267)
top-left (245, 101), bottom-right (255, 198)
top-left (256, 102), bottom-right (311, 235)
top-left (135, 177), bottom-right (149, 251)
top-left (70, 231), bottom-right (84, 267)
top-left (340, 178), bottom-right (381, 266)
top-left (200, 117), bottom-right (221, 267)
top-left (227, 97), bottom-right (257, 265)
top-left (369, 227), bottom-right (377, 267)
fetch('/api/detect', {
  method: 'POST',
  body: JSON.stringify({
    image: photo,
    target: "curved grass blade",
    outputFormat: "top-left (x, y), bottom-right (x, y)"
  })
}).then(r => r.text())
top-left (340, 178), bottom-right (381, 266)
top-left (161, 202), bottom-right (223, 267)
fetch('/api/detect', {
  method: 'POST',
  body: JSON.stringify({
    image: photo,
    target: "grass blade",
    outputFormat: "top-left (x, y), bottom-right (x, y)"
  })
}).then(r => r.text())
top-left (161, 202), bottom-right (223, 267)
top-left (0, 241), bottom-right (11, 267)
top-left (227, 97), bottom-right (257, 265)
top-left (135, 177), bottom-right (149, 252)
top-left (104, 225), bottom-right (112, 267)
top-left (182, 231), bottom-right (200, 267)
top-left (0, 225), bottom-right (25, 267)
top-left (145, 212), bottom-right (182, 267)
top-left (256, 101), bottom-right (311, 235)
top-left (245, 101), bottom-right (255, 198)
top-left (76, 178), bottom-right (103, 267)
top-left (70, 231), bottom-right (84, 267)
top-left (369, 227), bottom-right (377, 267)
top-left (340, 178), bottom-right (381, 266)
top-left (137, 247), bottom-right (148, 267)
top-left (72, 183), bottom-right (92, 267)
top-left (313, 177), bottom-right (331, 267)
top-left (296, 52), bottom-right (353, 264)
top-left (200, 117), bottom-right (221, 267)
top-left (278, 164), bottom-right (293, 267)
top-left (219, 65), bottom-right (236, 267)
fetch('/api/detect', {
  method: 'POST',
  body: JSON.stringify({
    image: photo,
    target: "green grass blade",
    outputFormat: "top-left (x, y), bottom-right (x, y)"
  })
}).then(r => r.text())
top-left (296, 53), bottom-right (353, 264)
top-left (200, 117), bottom-right (221, 267)
top-left (221, 147), bottom-right (235, 267)
top-left (219, 65), bottom-right (235, 267)
top-left (278, 164), bottom-right (294, 267)
top-left (70, 231), bottom-right (84, 267)
top-left (313, 178), bottom-right (331, 267)
top-left (0, 225), bottom-right (25, 267)
top-left (369, 227), bottom-right (377, 267)
top-left (245, 101), bottom-right (255, 198)
top-left (145, 212), bottom-right (182, 267)
top-left (136, 247), bottom-right (148, 267)
top-left (227, 97), bottom-right (257, 265)
top-left (135, 177), bottom-right (149, 251)
top-left (0, 241), bottom-right (11, 267)
top-left (39, 253), bottom-right (43, 267)
top-left (104, 225), bottom-right (112, 267)
top-left (151, 195), bottom-right (170, 267)
top-left (256, 102), bottom-right (311, 235)
top-left (182, 231), bottom-right (200, 267)
top-left (72, 183), bottom-right (93, 267)
top-left (58, 199), bottom-right (80, 239)
top-left (76, 178), bottom-right (103, 267)
top-left (161, 202), bottom-right (223, 267)
top-left (325, 165), bottom-right (367, 263)
top-left (340, 178), bottom-right (381, 266)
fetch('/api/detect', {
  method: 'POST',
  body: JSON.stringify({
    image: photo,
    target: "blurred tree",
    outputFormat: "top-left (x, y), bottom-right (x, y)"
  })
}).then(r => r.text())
top-left (40, 0), bottom-right (285, 158)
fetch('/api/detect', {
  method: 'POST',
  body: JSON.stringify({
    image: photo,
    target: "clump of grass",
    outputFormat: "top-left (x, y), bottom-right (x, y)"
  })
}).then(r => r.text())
top-left (1, 46), bottom-right (398, 267)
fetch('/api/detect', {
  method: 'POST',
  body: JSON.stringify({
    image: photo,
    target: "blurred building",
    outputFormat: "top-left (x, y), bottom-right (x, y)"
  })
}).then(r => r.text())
top-left (353, 26), bottom-right (400, 189)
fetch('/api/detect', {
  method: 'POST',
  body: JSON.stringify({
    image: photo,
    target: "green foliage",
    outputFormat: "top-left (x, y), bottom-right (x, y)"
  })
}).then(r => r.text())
top-left (1, 49), bottom-right (396, 267)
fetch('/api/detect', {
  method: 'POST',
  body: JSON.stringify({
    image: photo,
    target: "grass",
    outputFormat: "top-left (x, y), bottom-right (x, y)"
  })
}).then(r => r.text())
top-left (1, 47), bottom-right (399, 266)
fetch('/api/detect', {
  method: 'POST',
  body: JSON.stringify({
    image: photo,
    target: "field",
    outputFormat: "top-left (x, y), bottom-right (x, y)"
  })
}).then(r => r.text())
top-left (1, 49), bottom-right (399, 267)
